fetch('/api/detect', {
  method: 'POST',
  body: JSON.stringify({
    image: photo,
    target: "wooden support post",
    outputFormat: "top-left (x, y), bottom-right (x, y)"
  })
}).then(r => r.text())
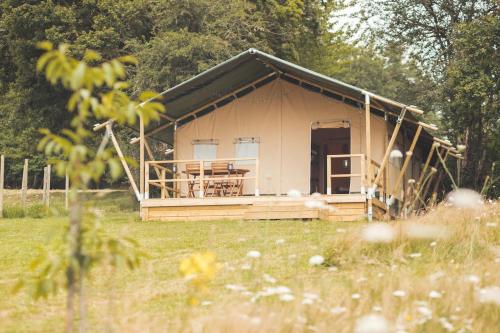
top-left (373, 107), bottom-right (407, 193)
top-left (421, 149), bottom-right (448, 206)
top-left (107, 124), bottom-right (141, 201)
top-left (145, 162), bottom-right (149, 200)
top-left (326, 156), bottom-right (332, 195)
top-left (0, 155), bottom-right (4, 218)
top-left (409, 144), bottom-right (436, 212)
top-left (390, 125), bottom-right (422, 203)
top-left (199, 160), bottom-right (204, 198)
top-left (65, 170), bottom-right (69, 210)
top-left (255, 158), bottom-right (260, 196)
top-left (365, 94), bottom-right (373, 221)
top-left (42, 167), bottom-right (47, 205)
top-left (21, 159), bottom-right (28, 208)
top-left (46, 164), bottom-right (51, 207)
top-left (160, 169), bottom-right (166, 199)
top-left (139, 115), bottom-right (145, 201)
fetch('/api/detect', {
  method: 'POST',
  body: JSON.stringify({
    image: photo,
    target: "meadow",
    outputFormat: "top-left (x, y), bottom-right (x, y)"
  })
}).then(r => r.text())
top-left (0, 190), bottom-right (499, 332)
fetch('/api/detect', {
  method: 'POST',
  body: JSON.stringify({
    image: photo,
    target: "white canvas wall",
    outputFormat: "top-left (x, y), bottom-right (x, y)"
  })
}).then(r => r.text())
top-left (175, 78), bottom-right (389, 196)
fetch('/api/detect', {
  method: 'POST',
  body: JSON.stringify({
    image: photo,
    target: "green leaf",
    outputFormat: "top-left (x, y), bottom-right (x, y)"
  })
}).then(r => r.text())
top-left (70, 62), bottom-right (87, 90)
top-left (37, 41), bottom-right (53, 51)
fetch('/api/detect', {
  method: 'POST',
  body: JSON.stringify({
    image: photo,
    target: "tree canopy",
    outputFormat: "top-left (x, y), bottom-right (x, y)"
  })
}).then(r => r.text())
top-left (0, 0), bottom-right (497, 195)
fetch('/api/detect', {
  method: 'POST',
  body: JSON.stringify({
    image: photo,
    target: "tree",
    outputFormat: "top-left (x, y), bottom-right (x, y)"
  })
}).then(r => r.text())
top-left (360, 0), bottom-right (499, 195)
top-left (16, 42), bottom-right (164, 333)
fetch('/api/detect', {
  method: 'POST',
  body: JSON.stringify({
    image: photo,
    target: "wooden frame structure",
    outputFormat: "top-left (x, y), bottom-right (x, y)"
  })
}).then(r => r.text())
top-left (91, 49), bottom-right (463, 221)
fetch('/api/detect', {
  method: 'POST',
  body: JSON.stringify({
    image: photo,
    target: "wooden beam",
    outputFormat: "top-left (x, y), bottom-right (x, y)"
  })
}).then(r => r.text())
top-left (107, 124), bottom-right (141, 201)
top-left (130, 121), bottom-right (174, 144)
top-left (414, 143), bottom-right (436, 193)
top-left (175, 72), bottom-right (277, 124)
top-left (367, 92), bottom-right (424, 115)
top-left (421, 149), bottom-right (449, 205)
top-left (373, 107), bottom-right (408, 192)
top-left (93, 120), bottom-right (113, 132)
top-left (365, 94), bottom-right (373, 221)
top-left (21, 159), bottom-right (28, 208)
top-left (390, 125), bottom-right (423, 203)
top-left (139, 115), bottom-right (145, 201)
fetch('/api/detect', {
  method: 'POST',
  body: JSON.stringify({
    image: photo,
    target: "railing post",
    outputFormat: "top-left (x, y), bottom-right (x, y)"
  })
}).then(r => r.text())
top-left (145, 162), bottom-right (149, 200)
top-left (326, 155), bottom-right (332, 195)
top-left (254, 158), bottom-right (260, 196)
top-left (199, 160), bottom-right (204, 198)
top-left (360, 155), bottom-right (366, 194)
top-left (160, 169), bottom-right (166, 199)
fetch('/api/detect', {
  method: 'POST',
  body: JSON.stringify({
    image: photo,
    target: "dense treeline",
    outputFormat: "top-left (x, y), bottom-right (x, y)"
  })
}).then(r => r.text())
top-left (0, 0), bottom-right (497, 195)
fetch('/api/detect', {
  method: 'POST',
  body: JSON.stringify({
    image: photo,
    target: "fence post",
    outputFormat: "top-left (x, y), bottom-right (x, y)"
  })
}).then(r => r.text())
top-left (46, 164), bottom-right (51, 207)
top-left (145, 162), bottom-right (150, 200)
top-left (65, 169), bottom-right (69, 210)
top-left (42, 166), bottom-right (47, 205)
top-left (21, 159), bottom-right (28, 208)
top-left (199, 160), bottom-right (204, 198)
top-left (0, 155), bottom-right (4, 218)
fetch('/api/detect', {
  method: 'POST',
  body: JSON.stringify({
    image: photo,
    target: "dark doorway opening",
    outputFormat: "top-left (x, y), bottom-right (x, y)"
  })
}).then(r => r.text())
top-left (310, 127), bottom-right (351, 194)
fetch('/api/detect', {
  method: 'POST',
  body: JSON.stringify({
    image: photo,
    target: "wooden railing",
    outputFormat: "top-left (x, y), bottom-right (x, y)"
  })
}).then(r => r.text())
top-left (326, 154), bottom-right (365, 195)
top-left (145, 157), bottom-right (259, 199)
top-left (326, 154), bottom-right (386, 198)
top-left (369, 159), bottom-right (387, 201)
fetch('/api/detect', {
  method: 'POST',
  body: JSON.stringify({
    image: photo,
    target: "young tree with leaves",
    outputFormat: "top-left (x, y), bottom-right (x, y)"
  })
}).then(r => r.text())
top-left (16, 42), bottom-right (164, 333)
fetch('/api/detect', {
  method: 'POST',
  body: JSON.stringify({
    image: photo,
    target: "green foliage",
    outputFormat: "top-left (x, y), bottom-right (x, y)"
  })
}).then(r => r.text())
top-left (2, 205), bottom-right (25, 218)
top-left (25, 204), bottom-right (47, 219)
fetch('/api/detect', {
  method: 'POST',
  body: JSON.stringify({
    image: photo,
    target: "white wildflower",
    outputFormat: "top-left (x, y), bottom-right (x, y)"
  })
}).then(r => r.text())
top-left (308, 255), bottom-right (325, 266)
top-left (331, 306), bottom-right (347, 315)
top-left (429, 290), bottom-right (443, 299)
top-left (354, 314), bottom-right (390, 333)
top-left (393, 290), bottom-right (406, 298)
top-left (328, 266), bottom-right (338, 272)
top-left (417, 306), bottom-right (432, 318)
top-left (486, 222), bottom-right (497, 228)
top-left (247, 250), bottom-right (261, 258)
top-left (263, 273), bottom-right (277, 284)
top-left (404, 223), bottom-right (450, 239)
top-left (477, 286), bottom-right (500, 305)
top-left (225, 284), bottom-right (247, 292)
top-left (361, 223), bottom-right (395, 243)
top-left (279, 293), bottom-right (295, 302)
top-left (446, 188), bottom-right (483, 209)
top-left (439, 317), bottom-right (454, 332)
top-left (275, 238), bottom-right (286, 245)
top-left (336, 228), bottom-right (347, 233)
top-left (465, 275), bottom-right (480, 284)
top-left (409, 252), bottom-right (422, 258)
top-left (352, 293), bottom-right (361, 299)
top-left (241, 263), bottom-right (252, 270)
top-left (430, 241), bottom-right (437, 247)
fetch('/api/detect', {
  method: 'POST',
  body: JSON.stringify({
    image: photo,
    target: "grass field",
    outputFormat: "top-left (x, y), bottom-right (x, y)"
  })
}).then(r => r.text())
top-left (0, 190), bottom-right (499, 332)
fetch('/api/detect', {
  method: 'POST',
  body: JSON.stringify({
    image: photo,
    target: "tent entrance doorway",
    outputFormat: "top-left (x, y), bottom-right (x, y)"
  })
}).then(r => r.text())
top-left (310, 123), bottom-right (351, 194)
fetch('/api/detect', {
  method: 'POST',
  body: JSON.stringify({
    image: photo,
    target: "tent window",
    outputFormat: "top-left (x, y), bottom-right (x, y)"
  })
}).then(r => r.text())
top-left (234, 137), bottom-right (259, 165)
top-left (192, 139), bottom-right (218, 160)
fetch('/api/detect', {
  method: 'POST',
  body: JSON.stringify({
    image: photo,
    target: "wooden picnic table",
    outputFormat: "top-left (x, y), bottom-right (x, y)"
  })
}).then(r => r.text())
top-left (183, 168), bottom-right (250, 197)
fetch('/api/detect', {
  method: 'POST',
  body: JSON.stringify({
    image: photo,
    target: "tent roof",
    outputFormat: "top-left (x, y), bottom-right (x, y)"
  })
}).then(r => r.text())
top-left (144, 48), bottom-right (434, 145)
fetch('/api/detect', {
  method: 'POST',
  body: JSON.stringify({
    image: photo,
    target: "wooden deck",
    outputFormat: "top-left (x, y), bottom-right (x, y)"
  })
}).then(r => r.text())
top-left (140, 194), bottom-right (387, 222)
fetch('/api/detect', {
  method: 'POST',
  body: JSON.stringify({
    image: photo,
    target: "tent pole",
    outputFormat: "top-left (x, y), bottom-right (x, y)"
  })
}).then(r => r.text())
top-left (373, 107), bottom-right (407, 196)
top-left (365, 94), bottom-right (373, 221)
top-left (389, 124), bottom-right (422, 209)
top-left (139, 114), bottom-right (145, 202)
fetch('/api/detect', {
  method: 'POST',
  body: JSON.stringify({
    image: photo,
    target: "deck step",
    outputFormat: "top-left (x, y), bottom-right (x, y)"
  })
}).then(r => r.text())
top-left (243, 200), bottom-right (326, 220)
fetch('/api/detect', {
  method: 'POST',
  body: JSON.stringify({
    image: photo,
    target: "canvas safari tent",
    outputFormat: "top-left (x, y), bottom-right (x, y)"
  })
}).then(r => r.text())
top-left (94, 49), bottom-right (463, 222)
